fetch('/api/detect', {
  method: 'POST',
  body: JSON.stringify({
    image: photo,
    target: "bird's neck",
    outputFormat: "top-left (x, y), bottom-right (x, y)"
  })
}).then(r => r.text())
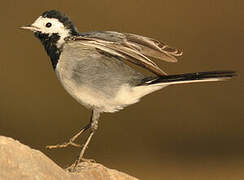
top-left (34, 32), bottom-right (64, 69)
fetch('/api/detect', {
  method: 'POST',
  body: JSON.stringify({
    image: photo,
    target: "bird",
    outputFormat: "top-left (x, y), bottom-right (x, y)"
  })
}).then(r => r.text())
top-left (21, 10), bottom-right (236, 164)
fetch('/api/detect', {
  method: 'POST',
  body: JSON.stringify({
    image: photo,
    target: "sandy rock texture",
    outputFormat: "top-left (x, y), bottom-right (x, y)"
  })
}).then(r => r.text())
top-left (0, 136), bottom-right (138, 180)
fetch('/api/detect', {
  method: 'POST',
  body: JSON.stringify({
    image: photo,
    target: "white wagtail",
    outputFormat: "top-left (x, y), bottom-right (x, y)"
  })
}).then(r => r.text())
top-left (21, 10), bottom-right (236, 163)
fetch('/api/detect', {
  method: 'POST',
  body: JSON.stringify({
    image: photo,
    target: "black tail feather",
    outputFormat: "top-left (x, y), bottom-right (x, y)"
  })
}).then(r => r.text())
top-left (140, 70), bottom-right (237, 85)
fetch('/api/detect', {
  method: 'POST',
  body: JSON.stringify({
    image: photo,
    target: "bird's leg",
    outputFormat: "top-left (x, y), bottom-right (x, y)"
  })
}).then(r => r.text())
top-left (76, 110), bottom-right (100, 163)
top-left (46, 118), bottom-right (91, 149)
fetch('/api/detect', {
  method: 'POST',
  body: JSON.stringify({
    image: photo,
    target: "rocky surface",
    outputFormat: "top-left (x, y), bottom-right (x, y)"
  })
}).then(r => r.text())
top-left (0, 136), bottom-right (138, 180)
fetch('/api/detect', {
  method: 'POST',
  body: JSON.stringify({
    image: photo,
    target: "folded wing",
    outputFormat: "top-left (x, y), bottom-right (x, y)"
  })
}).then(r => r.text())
top-left (68, 31), bottom-right (183, 76)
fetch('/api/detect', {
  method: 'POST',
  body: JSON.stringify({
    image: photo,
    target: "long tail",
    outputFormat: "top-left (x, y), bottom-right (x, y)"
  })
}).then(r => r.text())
top-left (141, 70), bottom-right (237, 86)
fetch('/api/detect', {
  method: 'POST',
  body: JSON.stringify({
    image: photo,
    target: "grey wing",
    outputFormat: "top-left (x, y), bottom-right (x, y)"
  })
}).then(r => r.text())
top-left (80, 31), bottom-right (126, 42)
top-left (77, 31), bottom-right (183, 75)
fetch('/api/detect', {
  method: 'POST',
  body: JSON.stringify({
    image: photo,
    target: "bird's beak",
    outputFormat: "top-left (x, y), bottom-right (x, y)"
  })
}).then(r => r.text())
top-left (20, 25), bottom-right (39, 32)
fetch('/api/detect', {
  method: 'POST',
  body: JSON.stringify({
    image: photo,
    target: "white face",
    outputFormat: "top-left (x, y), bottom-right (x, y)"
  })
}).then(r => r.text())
top-left (29, 16), bottom-right (71, 47)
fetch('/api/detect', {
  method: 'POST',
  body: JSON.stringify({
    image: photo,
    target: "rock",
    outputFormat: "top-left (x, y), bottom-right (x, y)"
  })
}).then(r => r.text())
top-left (0, 136), bottom-right (138, 180)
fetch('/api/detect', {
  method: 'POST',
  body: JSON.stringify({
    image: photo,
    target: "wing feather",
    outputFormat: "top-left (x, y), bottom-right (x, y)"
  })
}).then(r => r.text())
top-left (67, 31), bottom-right (182, 76)
top-left (124, 33), bottom-right (183, 62)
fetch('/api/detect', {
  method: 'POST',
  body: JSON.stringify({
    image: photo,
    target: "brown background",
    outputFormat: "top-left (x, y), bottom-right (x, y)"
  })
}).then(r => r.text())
top-left (0, 1), bottom-right (243, 179)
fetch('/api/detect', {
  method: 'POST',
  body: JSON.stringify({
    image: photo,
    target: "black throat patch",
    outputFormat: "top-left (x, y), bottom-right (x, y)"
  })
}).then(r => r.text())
top-left (34, 32), bottom-right (61, 69)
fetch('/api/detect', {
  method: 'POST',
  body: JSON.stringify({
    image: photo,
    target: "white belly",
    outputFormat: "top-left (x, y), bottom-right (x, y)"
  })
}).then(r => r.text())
top-left (56, 64), bottom-right (167, 113)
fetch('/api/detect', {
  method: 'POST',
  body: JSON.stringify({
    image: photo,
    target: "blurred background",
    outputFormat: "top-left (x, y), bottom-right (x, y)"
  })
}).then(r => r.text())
top-left (0, 0), bottom-right (243, 179)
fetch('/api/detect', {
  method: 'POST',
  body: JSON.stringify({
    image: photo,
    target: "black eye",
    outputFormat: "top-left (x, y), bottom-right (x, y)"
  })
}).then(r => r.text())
top-left (45, 22), bottom-right (52, 28)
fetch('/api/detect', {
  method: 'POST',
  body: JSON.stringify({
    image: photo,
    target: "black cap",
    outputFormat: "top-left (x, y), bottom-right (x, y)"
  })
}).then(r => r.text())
top-left (42, 10), bottom-right (79, 35)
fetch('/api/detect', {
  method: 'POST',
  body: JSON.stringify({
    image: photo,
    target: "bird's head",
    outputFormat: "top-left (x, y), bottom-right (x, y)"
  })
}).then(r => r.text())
top-left (21, 10), bottom-right (79, 48)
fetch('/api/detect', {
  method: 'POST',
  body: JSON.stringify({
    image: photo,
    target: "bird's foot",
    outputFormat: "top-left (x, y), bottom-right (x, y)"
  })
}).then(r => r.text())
top-left (66, 157), bottom-right (96, 172)
top-left (46, 140), bottom-right (82, 149)
top-left (46, 124), bottom-right (90, 149)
